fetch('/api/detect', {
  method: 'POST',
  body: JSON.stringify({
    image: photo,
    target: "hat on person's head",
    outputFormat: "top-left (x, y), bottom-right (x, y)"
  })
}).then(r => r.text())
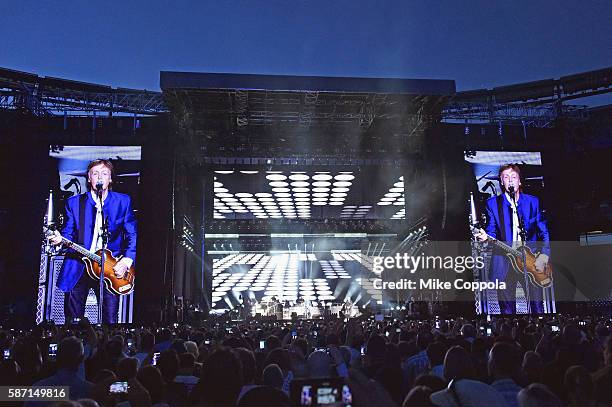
top-left (430, 379), bottom-right (508, 407)
top-left (184, 340), bottom-right (199, 358)
top-left (262, 364), bottom-right (284, 389)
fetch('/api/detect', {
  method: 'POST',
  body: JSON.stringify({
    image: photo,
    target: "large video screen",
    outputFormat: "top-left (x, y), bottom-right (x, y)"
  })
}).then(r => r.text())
top-left (212, 167), bottom-right (406, 220)
top-left (40, 146), bottom-right (141, 324)
top-left (464, 151), bottom-right (544, 203)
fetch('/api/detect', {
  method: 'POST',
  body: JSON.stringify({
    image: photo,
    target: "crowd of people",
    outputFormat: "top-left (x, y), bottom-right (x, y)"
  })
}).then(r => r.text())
top-left (0, 313), bottom-right (611, 407)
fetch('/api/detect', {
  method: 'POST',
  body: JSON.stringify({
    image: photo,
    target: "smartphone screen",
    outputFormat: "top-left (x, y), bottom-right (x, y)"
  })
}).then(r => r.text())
top-left (109, 381), bottom-right (129, 394)
top-left (486, 327), bottom-right (492, 336)
top-left (2, 349), bottom-right (10, 360)
top-left (152, 352), bottom-right (160, 365)
top-left (259, 340), bottom-right (265, 350)
top-left (291, 378), bottom-right (352, 406)
top-left (48, 343), bottom-right (58, 358)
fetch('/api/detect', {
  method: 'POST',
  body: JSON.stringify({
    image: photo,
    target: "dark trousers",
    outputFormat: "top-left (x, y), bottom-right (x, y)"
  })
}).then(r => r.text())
top-left (497, 268), bottom-right (544, 314)
top-left (64, 269), bottom-right (120, 324)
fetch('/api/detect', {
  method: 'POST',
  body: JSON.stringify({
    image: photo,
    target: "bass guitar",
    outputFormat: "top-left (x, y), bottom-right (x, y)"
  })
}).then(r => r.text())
top-left (46, 228), bottom-right (135, 295)
top-left (471, 225), bottom-right (552, 288)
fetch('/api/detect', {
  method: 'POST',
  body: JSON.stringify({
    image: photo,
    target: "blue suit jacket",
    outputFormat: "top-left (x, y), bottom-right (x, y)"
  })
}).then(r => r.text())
top-left (484, 193), bottom-right (550, 280)
top-left (57, 191), bottom-right (137, 292)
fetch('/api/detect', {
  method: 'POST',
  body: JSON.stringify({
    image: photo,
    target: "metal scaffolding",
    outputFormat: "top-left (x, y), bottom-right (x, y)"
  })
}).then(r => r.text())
top-left (0, 67), bottom-right (166, 116)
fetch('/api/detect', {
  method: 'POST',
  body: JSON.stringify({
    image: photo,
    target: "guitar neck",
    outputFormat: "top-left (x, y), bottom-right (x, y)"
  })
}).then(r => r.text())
top-left (488, 236), bottom-right (521, 257)
top-left (471, 225), bottom-right (520, 256)
top-left (61, 237), bottom-right (102, 263)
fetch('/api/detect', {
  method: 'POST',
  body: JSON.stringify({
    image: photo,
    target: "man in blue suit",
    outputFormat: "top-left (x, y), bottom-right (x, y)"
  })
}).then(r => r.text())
top-left (475, 164), bottom-right (550, 314)
top-left (49, 159), bottom-right (137, 323)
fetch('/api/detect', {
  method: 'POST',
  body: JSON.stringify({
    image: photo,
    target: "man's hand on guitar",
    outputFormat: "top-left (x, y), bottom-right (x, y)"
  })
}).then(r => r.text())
top-left (474, 228), bottom-right (488, 242)
top-left (113, 258), bottom-right (131, 279)
top-left (535, 254), bottom-right (549, 273)
top-left (48, 230), bottom-right (63, 246)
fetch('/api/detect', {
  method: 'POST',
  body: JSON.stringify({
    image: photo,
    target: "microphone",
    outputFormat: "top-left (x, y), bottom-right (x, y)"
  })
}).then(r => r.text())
top-left (95, 181), bottom-right (103, 192)
top-left (508, 185), bottom-right (515, 194)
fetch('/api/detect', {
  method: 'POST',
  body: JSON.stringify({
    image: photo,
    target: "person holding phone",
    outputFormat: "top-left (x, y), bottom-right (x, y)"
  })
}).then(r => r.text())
top-left (26, 337), bottom-right (94, 405)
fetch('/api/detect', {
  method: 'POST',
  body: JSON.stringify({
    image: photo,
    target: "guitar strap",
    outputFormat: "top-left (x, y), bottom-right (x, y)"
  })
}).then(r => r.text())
top-left (78, 193), bottom-right (87, 245)
top-left (497, 194), bottom-right (507, 242)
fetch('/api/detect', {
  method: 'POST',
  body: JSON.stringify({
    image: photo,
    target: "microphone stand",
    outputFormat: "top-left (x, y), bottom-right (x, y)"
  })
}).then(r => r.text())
top-left (509, 188), bottom-right (531, 314)
top-left (97, 186), bottom-right (108, 325)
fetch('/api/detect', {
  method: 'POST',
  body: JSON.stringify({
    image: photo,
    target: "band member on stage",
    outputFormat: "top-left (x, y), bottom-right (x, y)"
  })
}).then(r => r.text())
top-left (49, 159), bottom-right (137, 324)
top-left (239, 293), bottom-right (253, 320)
top-left (475, 164), bottom-right (550, 314)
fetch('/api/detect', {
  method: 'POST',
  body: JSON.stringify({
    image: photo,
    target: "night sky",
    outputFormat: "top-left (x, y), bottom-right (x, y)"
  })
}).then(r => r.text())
top-left (2, 1), bottom-right (611, 104)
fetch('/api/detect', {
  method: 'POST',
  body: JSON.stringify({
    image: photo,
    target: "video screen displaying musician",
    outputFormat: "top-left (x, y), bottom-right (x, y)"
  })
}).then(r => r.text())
top-left (41, 146), bottom-right (141, 324)
top-left (465, 151), bottom-right (552, 315)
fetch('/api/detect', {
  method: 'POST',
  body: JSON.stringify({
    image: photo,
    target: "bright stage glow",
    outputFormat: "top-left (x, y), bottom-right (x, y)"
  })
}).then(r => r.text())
top-left (212, 169), bottom-right (405, 219)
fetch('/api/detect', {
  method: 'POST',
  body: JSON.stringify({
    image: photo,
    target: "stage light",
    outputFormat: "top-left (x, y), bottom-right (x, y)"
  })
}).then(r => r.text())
top-left (312, 174), bottom-right (333, 181)
top-left (272, 188), bottom-right (290, 193)
top-left (216, 193), bottom-right (233, 198)
top-left (292, 187), bottom-right (309, 193)
top-left (214, 182), bottom-right (223, 188)
top-left (332, 187), bottom-right (349, 193)
top-left (215, 170), bottom-right (234, 174)
top-left (312, 187), bottom-right (330, 193)
top-left (394, 182), bottom-right (403, 188)
top-left (334, 174), bottom-right (355, 181)
top-left (291, 181), bottom-right (309, 188)
top-left (333, 181), bottom-right (352, 188)
top-left (312, 181), bottom-right (331, 187)
top-left (255, 192), bottom-right (273, 197)
top-left (331, 193), bottom-right (347, 197)
top-left (289, 174), bottom-right (309, 181)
